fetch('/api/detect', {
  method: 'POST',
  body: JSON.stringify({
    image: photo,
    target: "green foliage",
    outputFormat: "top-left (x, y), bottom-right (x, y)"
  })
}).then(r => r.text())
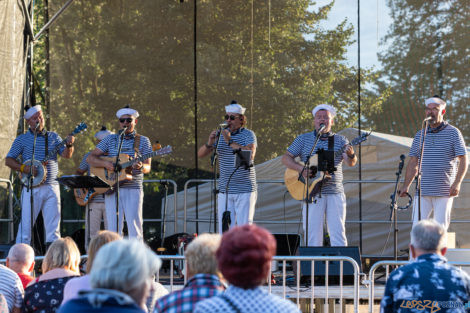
top-left (367, 0), bottom-right (469, 140)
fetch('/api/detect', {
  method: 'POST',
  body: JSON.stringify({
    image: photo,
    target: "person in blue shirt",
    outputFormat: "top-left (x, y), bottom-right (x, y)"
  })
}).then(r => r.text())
top-left (198, 100), bottom-right (257, 233)
top-left (399, 95), bottom-right (468, 230)
top-left (380, 219), bottom-right (470, 313)
top-left (5, 105), bottom-right (75, 246)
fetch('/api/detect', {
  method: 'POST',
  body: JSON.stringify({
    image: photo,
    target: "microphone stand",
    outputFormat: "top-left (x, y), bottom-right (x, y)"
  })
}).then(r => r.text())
top-left (299, 128), bottom-right (323, 246)
top-left (415, 119), bottom-right (430, 222)
top-left (27, 125), bottom-right (39, 249)
top-left (113, 127), bottom-right (127, 235)
top-left (210, 126), bottom-right (224, 233)
top-left (390, 155), bottom-right (405, 262)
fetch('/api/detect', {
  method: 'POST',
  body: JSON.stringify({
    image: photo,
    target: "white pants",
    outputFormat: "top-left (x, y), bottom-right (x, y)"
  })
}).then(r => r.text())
top-left (217, 191), bottom-right (257, 234)
top-left (16, 184), bottom-right (61, 244)
top-left (412, 196), bottom-right (453, 230)
top-left (105, 188), bottom-right (143, 241)
top-left (85, 201), bottom-right (107, 247)
top-left (302, 193), bottom-right (347, 246)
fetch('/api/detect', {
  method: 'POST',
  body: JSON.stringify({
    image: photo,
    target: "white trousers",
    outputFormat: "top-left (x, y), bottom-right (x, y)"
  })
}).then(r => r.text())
top-left (217, 191), bottom-right (257, 234)
top-left (302, 193), bottom-right (347, 246)
top-left (16, 184), bottom-right (61, 244)
top-left (105, 188), bottom-right (143, 241)
top-left (85, 201), bottom-right (107, 247)
top-left (412, 196), bottom-right (453, 230)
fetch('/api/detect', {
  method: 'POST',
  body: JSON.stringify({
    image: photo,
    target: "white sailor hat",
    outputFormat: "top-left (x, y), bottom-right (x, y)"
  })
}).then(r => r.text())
top-left (94, 126), bottom-right (112, 141)
top-left (24, 105), bottom-right (42, 120)
top-left (312, 104), bottom-right (336, 117)
top-left (116, 104), bottom-right (140, 119)
top-left (425, 95), bottom-right (446, 108)
top-left (225, 100), bottom-right (246, 115)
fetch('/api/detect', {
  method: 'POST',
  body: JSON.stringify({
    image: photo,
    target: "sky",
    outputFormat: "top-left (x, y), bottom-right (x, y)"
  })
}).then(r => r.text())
top-left (310, 0), bottom-right (393, 70)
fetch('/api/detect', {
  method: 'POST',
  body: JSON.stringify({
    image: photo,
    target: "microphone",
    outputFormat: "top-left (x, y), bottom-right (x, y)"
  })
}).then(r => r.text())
top-left (399, 154), bottom-right (405, 171)
top-left (118, 126), bottom-right (128, 135)
top-left (35, 121), bottom-right (40, 130)
top-left (219, 122), bottom-right (228, 128)
top-left (423, 116), bottom-right (432, 122)
top-left (318, 123), bottom-right (326, 133)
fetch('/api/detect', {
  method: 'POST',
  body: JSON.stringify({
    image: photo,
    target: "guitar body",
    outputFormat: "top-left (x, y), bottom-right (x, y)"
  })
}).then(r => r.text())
top-left (90, 154), bottom-right (134, 188)
top-left (19, 159), bottom-right (47, 187)
top-left (284, 155), bottom-right (328, 200)
top-left (73, 187), bottom-right (108, 206)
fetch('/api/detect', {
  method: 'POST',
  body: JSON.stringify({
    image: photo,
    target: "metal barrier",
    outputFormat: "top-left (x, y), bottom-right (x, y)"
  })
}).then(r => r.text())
top-left (366, 260), bottom-right (470, 313)
top-left (0, 178), bottom-right (14, 242)
top-left (159, 254), bottom-right (362, 313)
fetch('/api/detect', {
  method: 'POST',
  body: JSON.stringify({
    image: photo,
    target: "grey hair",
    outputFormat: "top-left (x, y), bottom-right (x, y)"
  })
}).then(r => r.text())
top-left (185, 233), bottom-right (221, 275)
top-left (410, 219), bottom-right (447, 252)
top-left (7, 243), bottom-right (35, 265)
top-left (90, 239), bottom-right (162, 294)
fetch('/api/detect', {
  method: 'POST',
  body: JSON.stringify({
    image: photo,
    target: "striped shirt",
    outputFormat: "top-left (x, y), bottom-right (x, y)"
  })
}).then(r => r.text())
top-left (287, 132), bottom-right (349, 194)
top-left (7, 129), bottom-right (65, 185)
top-left (409, 123), bottom-right (467, 197)
top-left (78, 152), bottom-right (104, 203)
top-left (0, 264), bottom-right (24, 311)
top-left (96, 132), bottom-right (152, 189)
top-left (216, 128), bottom-right (257, 194)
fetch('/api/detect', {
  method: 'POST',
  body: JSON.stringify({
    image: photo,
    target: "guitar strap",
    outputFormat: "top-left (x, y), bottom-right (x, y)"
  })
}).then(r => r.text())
top-left (328, 133), bottom-right (335, 151)
top-left (133, 134), bottom-right (141, 156)
top-left (45, 131), bottom-right (48, 159)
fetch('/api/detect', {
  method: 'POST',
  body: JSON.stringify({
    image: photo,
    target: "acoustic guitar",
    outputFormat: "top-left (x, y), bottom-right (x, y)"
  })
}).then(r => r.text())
top-left (73, 186), bottom-right (107, 207)
top-left (90, 145), bottom-right (172, 189)
top-left (284, 132), bottom-right (370, 200)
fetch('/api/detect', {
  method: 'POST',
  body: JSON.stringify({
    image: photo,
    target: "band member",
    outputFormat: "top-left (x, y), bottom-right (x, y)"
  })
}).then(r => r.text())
top-left (5, 105), bottom-right (75, 245)
top-left (399, 96), bottom-right (468, 230)
top-left (281, 104), bottom-right (357, 246)
top-left (87, 106), bottom-right (152, 241)
top-left (198, 100), bottom-right (257, 233)
top-left (75, 126), bottom-right (112, 247)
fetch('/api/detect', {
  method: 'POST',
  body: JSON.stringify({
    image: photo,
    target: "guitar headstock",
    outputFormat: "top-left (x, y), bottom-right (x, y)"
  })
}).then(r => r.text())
top-left (351, 130), bottom-right (372, 146)
top-left (156, 145), bottom-right (172, 156)
top-left (71, 122), bottom-right (87, 135)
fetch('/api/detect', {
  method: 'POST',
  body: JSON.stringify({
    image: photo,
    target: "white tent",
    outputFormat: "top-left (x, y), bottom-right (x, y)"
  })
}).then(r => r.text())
top-left (162, 128), bottom-right (470, 256)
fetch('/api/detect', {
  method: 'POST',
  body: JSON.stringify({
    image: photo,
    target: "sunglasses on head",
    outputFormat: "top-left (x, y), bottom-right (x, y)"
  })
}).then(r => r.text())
top-left (119, 117), bottom-right (133, 123)
top-left (224, 115), bottom-right (239, 121)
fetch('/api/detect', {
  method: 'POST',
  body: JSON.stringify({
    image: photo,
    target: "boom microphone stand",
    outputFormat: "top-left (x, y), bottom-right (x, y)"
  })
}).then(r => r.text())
top-left (211, 124), bottom-right (225, 233)
top-left (27, 123), bottom-right (40, 249)
top-left (113, 126), bottom-right (127, 235)
top-left (390, 155), bottom-right (405, 262)
top-left (415, 118), bottom-right (431, 222)
top-left (299, 125), bottom-right (324, 246)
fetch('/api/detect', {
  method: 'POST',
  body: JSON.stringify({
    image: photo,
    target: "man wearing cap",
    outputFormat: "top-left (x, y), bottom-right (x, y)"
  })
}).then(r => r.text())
top-left (5, 105), bottom-right (75, 245)
top-left (399, 96), bottom-right (467, 230)
top-left (282, 104), bottom-right (356, 246)
top-left (87, 106), bottom-right (152, 240)
top-left (198, 100), bottom-right (257, 233)
top-left (76, 126), bottom-right (112, 247)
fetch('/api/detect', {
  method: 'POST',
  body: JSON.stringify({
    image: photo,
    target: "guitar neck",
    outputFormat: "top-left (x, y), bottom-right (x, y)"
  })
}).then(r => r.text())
top-left (43, 137), bottom-right (68, 163)
top-left (120, 150), bottom-right (161, 169)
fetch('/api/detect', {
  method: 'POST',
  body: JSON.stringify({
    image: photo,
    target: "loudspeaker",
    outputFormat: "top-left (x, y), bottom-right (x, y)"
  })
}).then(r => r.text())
top-left (295, 246), bottom-right (361, 285)
top-left (273, 234), bottom-right (301, 256)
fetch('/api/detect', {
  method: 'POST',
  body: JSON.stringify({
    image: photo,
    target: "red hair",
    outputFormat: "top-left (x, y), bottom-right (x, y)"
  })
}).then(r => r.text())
top-left (216, 224), bottom-right (276, 289)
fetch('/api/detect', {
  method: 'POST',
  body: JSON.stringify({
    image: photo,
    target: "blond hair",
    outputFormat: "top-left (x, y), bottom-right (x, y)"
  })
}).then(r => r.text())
top-left (42, 237), bottom-right (81, 274)
top-left (185, 233), bottom-right (221, 275)
top-left (86, 231), bottom-right (121, 273)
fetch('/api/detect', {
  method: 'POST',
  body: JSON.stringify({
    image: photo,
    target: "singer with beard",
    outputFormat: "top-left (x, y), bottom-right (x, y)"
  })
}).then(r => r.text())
top-left (281, 104), bottom-right (356, 246)
top-left (5, 105), bottom-right (75, 246)
top-left (87, 105), bottom-right (152, 240)
top-left (198, 100), bottom-right (257, 233)
top-left (398, 96), bottom-right (467, 230)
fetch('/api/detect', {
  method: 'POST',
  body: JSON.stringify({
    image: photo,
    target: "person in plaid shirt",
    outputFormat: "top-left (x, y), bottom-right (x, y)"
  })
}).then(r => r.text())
top-left (154, 233), bottom-right (225, 313)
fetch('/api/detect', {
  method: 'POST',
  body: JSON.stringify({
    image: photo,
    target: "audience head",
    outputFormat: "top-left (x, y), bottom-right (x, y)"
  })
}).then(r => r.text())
top-left (217, 224), bottom-right (276, 289)
top-left (42, 237), bottom-right (81, 274)
top-left (410, 219), bottom-right (447, 257)
top-left (185, 233), bottom-right (221, 278)
top-left (6, 243), bottom-right (35, 274)
top-left (86, 231), bottom-right (121, 273)
top-left (90, 239), bottom-right (162, 309)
